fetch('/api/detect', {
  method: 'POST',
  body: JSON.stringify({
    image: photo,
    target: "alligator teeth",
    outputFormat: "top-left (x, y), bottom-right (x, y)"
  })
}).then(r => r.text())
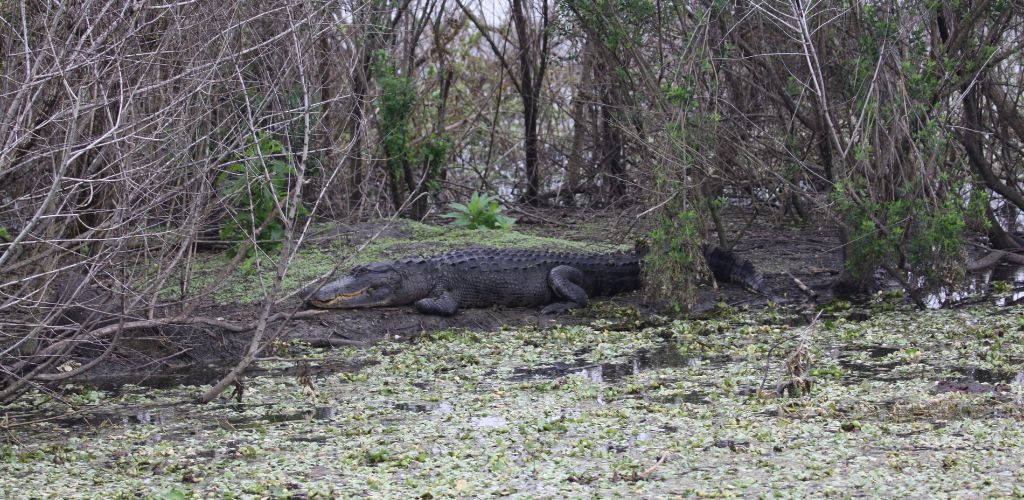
top-left (319, 288), bottom-right (367, 306)
top-left (335, 289), bottom-right (366, 300)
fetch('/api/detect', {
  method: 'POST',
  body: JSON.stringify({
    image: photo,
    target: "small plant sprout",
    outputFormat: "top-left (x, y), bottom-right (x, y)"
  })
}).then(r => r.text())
top-left (444, 192), bottom-right (516, 230)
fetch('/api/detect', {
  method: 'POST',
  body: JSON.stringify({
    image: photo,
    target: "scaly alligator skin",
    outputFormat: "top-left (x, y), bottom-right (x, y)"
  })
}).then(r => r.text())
top-left (701, 244), bottom-right (776, 299)
top-left (304, 246), bottom-right (771, 316)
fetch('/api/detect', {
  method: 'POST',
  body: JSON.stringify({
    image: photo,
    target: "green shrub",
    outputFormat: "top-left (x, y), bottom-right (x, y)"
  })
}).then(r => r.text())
top-left (217, 132), bottom-right (307, 268)
top-left (444, 192), bottom-right (515, 230)
top-left (834, 180), bottom-right (969, 286)
top-left (644, 204), bottom-right (707, 311)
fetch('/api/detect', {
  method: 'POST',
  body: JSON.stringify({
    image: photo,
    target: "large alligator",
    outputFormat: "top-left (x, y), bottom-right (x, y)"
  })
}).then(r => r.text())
top-left (303, 245), bottom-right (773, 316)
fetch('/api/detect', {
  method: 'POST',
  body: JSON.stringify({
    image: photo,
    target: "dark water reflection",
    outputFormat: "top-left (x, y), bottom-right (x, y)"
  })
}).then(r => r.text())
top-left (509, 343), bottom-right (704, 384)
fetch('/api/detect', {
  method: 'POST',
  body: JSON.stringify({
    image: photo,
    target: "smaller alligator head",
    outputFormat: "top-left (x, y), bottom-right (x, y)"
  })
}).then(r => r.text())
top-left (303, 262), bottom-right (429, 309)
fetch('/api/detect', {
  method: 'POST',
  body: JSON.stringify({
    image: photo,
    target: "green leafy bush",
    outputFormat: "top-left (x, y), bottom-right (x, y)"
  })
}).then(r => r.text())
top-left (644, 204), bottom-right (707, 311)
top-left (444, 192), bottom-right (515, 230)
top-left (374, 52), bottom-right (415, 179)
top-left (834, 179), bottom-right (969, 286)
top-left (218, 132), bottom-right (307, 267)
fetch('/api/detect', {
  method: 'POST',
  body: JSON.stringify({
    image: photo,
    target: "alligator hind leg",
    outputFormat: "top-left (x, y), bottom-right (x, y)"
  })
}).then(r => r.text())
top-left (415, 291), bottom-right (459, 316)
top-left (541, 265), bottom-right (589, 314)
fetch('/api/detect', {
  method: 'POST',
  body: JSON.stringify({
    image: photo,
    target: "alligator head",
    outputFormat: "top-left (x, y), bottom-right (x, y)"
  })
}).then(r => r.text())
top-left (303, 262), bottom-right (427, 309)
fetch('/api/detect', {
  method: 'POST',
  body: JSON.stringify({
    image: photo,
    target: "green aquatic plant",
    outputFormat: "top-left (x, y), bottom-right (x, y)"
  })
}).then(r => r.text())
top-left (5, 304), bottom-right (1024, 497)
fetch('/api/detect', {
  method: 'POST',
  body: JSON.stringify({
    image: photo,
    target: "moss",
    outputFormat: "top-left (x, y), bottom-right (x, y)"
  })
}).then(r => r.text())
top-left (159, 245), bottom-right (337, 304)
top-left (403, 219), bottom-right (627, 253)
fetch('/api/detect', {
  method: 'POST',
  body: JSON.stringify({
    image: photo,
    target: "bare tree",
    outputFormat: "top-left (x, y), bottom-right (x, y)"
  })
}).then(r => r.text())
top-left (457, 0), bottom-right (550, 203)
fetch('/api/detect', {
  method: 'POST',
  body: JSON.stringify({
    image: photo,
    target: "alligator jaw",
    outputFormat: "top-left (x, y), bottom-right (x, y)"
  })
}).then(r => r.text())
top-left (306, 288), bottom-right (371, 308)
top-left (303, 271), bottom-right (384, 309)
top-left (304, 267), bottom-right (412, 309)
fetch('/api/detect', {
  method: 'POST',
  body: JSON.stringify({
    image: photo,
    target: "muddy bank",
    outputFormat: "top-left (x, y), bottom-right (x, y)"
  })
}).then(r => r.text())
top-left (55, 208), bottom-right (1022, 390)
top-left (72, 277), bottom-right (801, 390)
top-left (63, 207), bottom-right (833, 388)
top-left (72, 293), bottom-right (656, 390)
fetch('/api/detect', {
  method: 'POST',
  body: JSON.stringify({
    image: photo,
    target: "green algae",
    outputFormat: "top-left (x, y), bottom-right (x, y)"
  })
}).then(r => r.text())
top-left (3, 303), bottom-right (1024, 497)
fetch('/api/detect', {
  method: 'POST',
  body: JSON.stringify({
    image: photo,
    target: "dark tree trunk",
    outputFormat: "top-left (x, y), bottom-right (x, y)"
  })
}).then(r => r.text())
top-left (509, 0), bottom-right (548, 203)
top-left (962, 91), bottom-right (1024, 212)
top-left (599, 86), bottom-right (625, 201)
top-left (566, 39), bottom-right (594, 199)
top-left (345, 38), bottom-right (375, 211)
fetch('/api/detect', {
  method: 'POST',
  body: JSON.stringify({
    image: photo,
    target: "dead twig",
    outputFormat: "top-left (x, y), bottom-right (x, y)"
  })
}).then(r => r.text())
top-left (787, 272), bottom-right (817, 300)
top-left (638, 453), bottom-right (669, 480)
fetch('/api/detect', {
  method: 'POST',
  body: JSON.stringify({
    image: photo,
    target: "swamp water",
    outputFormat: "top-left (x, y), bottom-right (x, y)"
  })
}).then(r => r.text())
top-left (3, 299), bottom-right (1024, 497)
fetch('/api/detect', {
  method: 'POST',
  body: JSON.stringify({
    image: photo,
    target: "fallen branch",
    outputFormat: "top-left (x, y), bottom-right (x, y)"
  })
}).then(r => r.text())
top-left (7, 310), bottom-right (328, 375)
top-left (638, 453), bottom-right (669, 480)
top-left (34, 324), bottom-right (124, 382)
top-left (966, 248), bottom-right (1024, 272)
top-left (786, 272), bottom-right (817, 300)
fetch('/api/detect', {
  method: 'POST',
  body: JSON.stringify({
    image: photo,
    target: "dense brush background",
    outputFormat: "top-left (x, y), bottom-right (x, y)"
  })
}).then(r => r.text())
top-left (1, 0), bottom-right (1022, 400)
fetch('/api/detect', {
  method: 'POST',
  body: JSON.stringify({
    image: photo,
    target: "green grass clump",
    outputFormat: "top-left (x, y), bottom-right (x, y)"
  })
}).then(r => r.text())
top-left (405, 220), bottom-right (625, 254)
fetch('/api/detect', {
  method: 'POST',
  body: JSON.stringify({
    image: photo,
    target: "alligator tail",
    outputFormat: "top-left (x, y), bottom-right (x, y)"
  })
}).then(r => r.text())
top-left (702, 245), bottom-right (779, 301)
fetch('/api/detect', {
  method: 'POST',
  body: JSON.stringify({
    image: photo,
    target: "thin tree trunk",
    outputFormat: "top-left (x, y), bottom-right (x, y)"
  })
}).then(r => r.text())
top-left (566, 39), bottom-right (594, 197)
top-left (512, 0), bottom-right (541, 204)
top-left (600, 85), bottom-right (625, 201)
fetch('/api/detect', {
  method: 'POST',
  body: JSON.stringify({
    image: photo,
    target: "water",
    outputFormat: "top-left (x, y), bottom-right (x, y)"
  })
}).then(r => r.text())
top-left (509, 343), bottom-right (697, 383)
top-left (922, 265), bottom-right (1024, 309)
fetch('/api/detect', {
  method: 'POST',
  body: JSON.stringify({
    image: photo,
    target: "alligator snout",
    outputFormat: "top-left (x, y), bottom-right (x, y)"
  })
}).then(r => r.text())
top-left (300, 283), bottom-right (323, 303)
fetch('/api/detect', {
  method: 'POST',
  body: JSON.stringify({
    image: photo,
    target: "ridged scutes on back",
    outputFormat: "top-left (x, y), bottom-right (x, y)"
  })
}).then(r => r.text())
top-left (415, 247), bottom-right (639, 272)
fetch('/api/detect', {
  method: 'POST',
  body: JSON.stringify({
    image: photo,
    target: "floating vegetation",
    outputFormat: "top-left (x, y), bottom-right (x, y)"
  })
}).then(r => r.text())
top-left (3, 304), bottom-right (1024, 496)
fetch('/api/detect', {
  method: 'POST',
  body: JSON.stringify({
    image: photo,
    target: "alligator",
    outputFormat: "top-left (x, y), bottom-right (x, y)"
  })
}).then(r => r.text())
top-left (303, 245), bottom-right (774, 316)
top-left (701, 245), bottom-right (774, 299)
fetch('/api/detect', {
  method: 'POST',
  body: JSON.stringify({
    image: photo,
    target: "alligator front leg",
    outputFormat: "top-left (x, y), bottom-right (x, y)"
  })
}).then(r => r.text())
top-left (541, 265), bottom-right (589, 314)
top-left (414, 291), bottom-right (459, 316)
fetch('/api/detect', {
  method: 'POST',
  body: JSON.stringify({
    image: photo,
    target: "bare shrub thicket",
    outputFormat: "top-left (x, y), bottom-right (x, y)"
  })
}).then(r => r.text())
top-left (0, 1), bottom-right (365, 402)
top-left (557, 0), bottom-right (1024, 304)
top-left (2, 0), bottom-right (1023, 402)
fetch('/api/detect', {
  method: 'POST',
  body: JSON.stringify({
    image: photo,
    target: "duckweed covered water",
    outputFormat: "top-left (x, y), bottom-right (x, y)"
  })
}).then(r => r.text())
top-left (3, 301), bottom-right (1024, 497)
